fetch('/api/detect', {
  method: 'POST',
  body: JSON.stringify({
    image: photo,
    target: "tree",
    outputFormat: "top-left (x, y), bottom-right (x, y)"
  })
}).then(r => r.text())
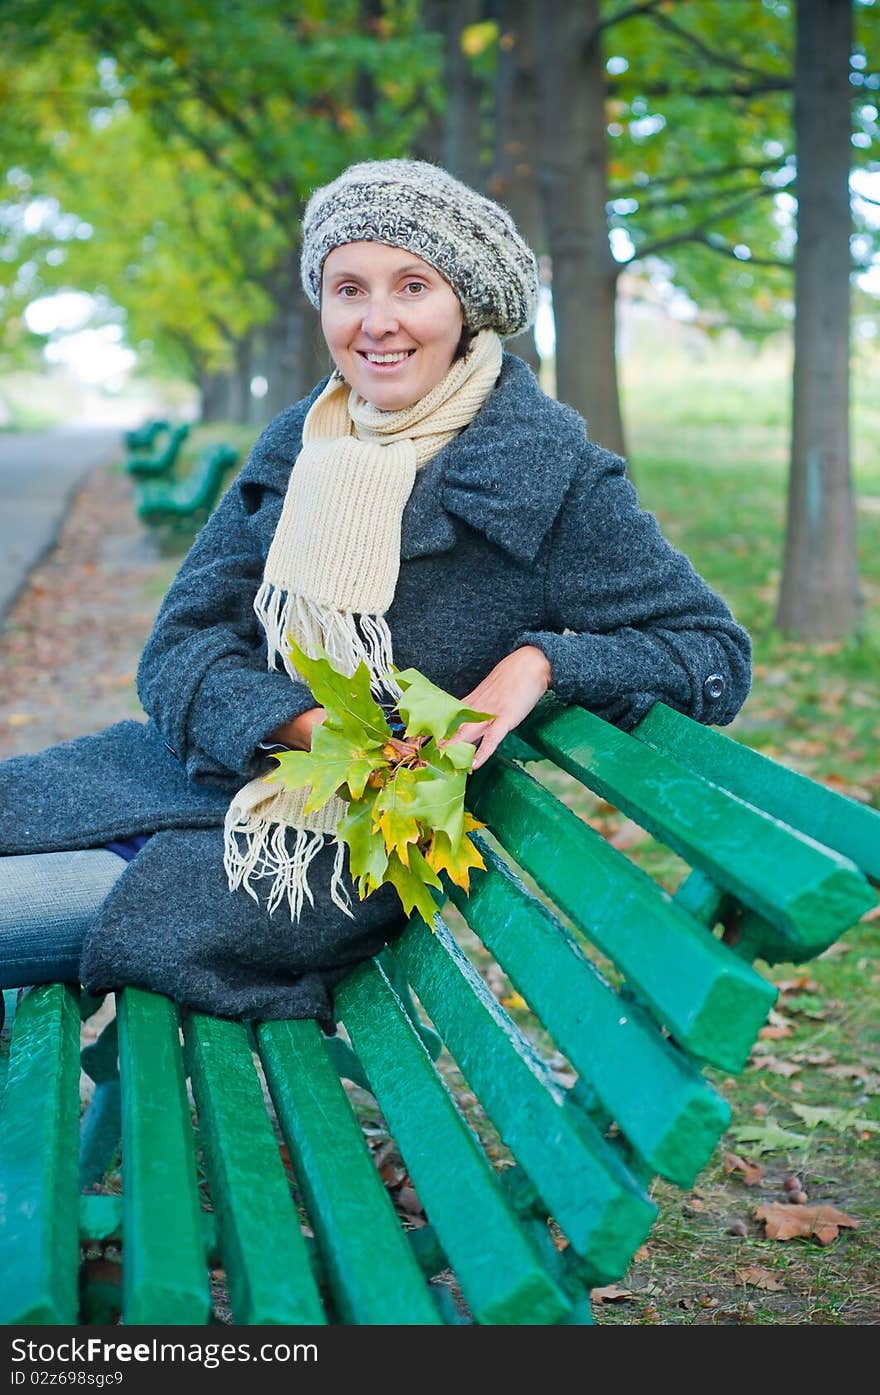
top-left (776, 0), bottom-right (861, 638)
top-left (0, 1), bottom-right (443, 415)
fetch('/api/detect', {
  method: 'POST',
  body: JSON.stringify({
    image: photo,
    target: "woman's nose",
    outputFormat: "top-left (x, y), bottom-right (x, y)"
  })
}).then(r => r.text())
top-left (360, 295), bottom-right (399, 338)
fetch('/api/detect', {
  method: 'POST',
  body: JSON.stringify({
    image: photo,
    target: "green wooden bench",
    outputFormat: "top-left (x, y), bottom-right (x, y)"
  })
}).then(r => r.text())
top-left (123, 419), bottom-right (170, 454)
top-left (134, 443), bottom-right (239, 528)
top-left (0, 697), bottom-right (875, 1325)
top-left (125, 424), bottom-right (190, 480)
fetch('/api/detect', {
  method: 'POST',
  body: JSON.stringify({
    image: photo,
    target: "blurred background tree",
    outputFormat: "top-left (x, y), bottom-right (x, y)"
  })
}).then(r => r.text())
top-left (0, 0), bottom-right (877, 639)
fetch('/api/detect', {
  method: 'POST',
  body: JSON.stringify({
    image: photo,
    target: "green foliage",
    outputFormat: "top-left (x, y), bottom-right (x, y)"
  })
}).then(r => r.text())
top-left (269, 642), bottom-right (493, 925)
top-left (0, 0), bottom-right (445, 375)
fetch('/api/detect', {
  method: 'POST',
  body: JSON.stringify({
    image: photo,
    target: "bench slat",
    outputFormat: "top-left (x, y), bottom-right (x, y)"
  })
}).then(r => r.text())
top-left (446, 843), bottom-right (731, 1187)
top-left (184, 1013), bottom-right (326, 1325)
top-left (257, 1017), bottom-right (440, 1325)
top-left (520, 701), bottom-right (874, 957)
top-left (0, 985), bottom-right (81, 1323)
top-left (468, 757), bottom-right (776, 1072)
top-left (634, 702), bottom-right (880, 885)
top-left (117, 989), bottom-right (210, 1324)
top-left (338, 961), bottom-right (572, 1325)
top-left (388, 916), bottom-right (656, 1279)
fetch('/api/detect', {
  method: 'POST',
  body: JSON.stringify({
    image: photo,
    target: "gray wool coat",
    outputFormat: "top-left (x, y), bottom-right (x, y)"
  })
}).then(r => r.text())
top-left (0, 352), bottom-right (750, 1026)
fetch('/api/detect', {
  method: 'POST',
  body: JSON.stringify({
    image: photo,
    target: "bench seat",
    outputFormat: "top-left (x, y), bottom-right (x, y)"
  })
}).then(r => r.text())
top-left (0, 699), bottom-right (875, 1325)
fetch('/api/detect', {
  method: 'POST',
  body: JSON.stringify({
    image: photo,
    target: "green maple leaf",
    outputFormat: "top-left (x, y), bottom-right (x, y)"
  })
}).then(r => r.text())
top-left (405, 764), bottom-right (467, 845)
top-left (728, 1119), bottom-right (808, 1155)
top-left (790, 1104), bottom-right (880, 1135)
top-left (272, 725), bottom-right (387, 812)
top-left (384, 846), bottom-right (444, 926)
top-left (338, 791), bottom-right (388, 893)
top-left (394, 667), bottom-right (494, 741)
top-left (285, 637), bottom-right (390, 743)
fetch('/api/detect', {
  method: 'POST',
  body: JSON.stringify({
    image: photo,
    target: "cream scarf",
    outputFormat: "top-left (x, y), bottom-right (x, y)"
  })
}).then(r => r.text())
top-left (223, 328), bottom-right (503, 920)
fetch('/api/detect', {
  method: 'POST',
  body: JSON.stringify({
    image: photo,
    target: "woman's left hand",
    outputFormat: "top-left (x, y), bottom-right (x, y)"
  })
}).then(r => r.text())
top-left (449, 645), bottom-right (553, 771)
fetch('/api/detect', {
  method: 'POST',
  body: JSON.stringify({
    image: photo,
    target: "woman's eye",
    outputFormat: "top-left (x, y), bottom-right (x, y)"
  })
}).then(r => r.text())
top-left (340, 285), bottom-right (360, 298)
top-left (404, 282), bottom-right (426, 294)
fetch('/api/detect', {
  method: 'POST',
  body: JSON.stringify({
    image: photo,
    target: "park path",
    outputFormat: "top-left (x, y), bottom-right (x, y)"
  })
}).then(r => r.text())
top-left (0, 426), bottom-right (124, 624)
top-left (0, 454), bottom-right (171, 761)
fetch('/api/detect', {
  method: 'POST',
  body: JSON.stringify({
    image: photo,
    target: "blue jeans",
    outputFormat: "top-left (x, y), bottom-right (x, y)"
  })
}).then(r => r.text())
top-left (0, 850), bottom-right (126, 988)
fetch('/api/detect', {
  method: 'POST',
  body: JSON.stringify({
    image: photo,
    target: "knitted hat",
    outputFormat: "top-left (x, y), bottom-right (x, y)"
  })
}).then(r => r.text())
top-left (300, 159), bottom-right (539, 338)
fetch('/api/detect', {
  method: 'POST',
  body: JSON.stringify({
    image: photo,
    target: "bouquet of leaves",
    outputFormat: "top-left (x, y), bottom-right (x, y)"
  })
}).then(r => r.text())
top-left (266, 639), bottom-right (494, 925)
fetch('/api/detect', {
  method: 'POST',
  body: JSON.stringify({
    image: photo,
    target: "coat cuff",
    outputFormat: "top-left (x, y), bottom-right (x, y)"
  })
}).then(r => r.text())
top-left (187, 661), bottom-right (318, 781)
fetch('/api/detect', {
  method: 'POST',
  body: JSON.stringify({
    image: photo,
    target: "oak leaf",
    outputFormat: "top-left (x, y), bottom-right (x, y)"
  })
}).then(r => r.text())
top-left (754, 1201), bottom-right (860, 1245)
top-left (736, 1265), bottom-right (784, 1291)
top-left (722, 1152), bottom-right (764, 1186)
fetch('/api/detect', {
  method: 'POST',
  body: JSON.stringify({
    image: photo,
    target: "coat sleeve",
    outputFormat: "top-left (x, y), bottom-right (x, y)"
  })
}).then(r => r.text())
top-left (515, 444), bottom-right (751, 730)
top-left (136, 406), bottom-right (319, 785)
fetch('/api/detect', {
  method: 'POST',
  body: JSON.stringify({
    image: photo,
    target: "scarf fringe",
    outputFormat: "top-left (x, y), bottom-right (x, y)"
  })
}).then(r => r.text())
top-left (254, 580), bottom-right (402, 701)
top-left (223, 803), bottom-right (354, 922)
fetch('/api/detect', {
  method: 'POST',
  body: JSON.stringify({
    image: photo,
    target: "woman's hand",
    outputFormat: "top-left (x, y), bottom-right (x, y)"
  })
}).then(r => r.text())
top-left (268, 707), bottom-right (327, 752)
top-left (448, 645), bottom-right (552, 770)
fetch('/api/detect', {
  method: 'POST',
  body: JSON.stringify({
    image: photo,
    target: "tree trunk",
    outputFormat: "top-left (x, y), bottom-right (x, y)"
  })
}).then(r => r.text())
top-left (535, 0), bottom-right (625, 453)
top-left (199, 370), bottom-right (234, 423)
top-left (776, 0), bottom-right (860, 638)
top-left (263, 248), bottom-right (326, 419)
top-left (489, 0), bottom-right (542, 375)
top-left (443, 0), bottom-right (488, 189)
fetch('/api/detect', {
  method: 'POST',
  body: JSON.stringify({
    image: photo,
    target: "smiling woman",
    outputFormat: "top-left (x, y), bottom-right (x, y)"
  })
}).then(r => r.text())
top-left (0, 158), bottom-right (752, 1030)
top-left (321, 244), bottom-right (468, 411)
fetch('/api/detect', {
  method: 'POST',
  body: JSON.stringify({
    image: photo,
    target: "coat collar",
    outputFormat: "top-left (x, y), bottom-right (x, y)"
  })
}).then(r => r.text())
top-left (400, 353), bottom-right (585, 566)
top-left (241, 353), bottom-right (586, 568)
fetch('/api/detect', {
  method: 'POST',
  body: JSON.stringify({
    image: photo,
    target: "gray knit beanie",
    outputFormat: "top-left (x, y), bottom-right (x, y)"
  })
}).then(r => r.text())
top-left (300, 159), bottom-right (539, 338)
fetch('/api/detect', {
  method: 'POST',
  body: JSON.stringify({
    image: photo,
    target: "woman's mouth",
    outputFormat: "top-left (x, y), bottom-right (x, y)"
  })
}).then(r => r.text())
top-left (356, 349), bottom-right (417, 372)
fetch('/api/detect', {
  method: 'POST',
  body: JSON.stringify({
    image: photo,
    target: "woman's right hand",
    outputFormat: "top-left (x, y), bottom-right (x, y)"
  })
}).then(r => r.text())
top-left (268, 707), bottom-right (327, 751)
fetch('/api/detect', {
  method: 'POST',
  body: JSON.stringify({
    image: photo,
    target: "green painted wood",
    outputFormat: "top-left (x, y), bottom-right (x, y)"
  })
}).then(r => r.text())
top-left (116, 988), bottom-right (210, 1324)
top-left (0, 984), bottom-right (81, 1323)
top-left (337, 961), bottom-right (572, 1325)
top-left (467, 758), bottom-right (776, 1072)
top-left (388, 917), bottom-right (656, 1278)
top-left (445, 843), bottom-right (731, 1186)
top-left (257, 1017), bottom-right (440, 1325)
top-left (520, 700), bottom-right (874, 957)
top-left (635, 701), bottom-right (880, 884)
top-left (183, 1012), bottom-right (326, 1325)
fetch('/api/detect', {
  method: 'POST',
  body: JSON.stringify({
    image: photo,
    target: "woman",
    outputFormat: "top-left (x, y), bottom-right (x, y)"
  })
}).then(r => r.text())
top-left (0, 160), bottom-right (751, 1029)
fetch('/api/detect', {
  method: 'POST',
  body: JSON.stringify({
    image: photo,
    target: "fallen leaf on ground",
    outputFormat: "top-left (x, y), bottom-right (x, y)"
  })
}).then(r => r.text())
top-left (791, 1103), bottom-right (880, 1134)
top-left (775, 977), bottom-right (820, 995)
top-left (790, 1048), bottom-right (836, 1066)
top-left (590, 1285), bottom-right (635, 1303)
top-left (824, 1064), bottom-right (880, 1092)
top-left (736, 1265), bottom-right (785, 1291)
top-left (754, 1202), bottom-right (860, 1245)
top-left (750, 1055), bottom-right (802, 1078)
top-left (729, 1119), bottom-right (807, 1155)
top-left (759, 1009), bottom-right (795, 1041)
top-left (723, 1151), bottom-right (765, 1186)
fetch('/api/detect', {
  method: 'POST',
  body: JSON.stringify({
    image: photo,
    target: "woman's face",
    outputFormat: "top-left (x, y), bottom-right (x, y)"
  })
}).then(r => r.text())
top-left (320, 241), bottom-right (465, 410)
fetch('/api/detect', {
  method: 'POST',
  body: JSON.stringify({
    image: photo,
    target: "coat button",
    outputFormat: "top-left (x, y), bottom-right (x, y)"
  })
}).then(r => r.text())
top-left (702, 674), bottom-right (725, 701)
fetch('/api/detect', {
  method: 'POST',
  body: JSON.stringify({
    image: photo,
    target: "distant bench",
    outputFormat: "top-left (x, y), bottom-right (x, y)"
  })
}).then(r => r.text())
top-left (134, 443), bottom-right (239, 530)
top-left (0, 697), bottom-right (876, 1324)
top-left (125, 424), bottom-right (190, 480)
top-left (123, 420), bottom-right (169, 454)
